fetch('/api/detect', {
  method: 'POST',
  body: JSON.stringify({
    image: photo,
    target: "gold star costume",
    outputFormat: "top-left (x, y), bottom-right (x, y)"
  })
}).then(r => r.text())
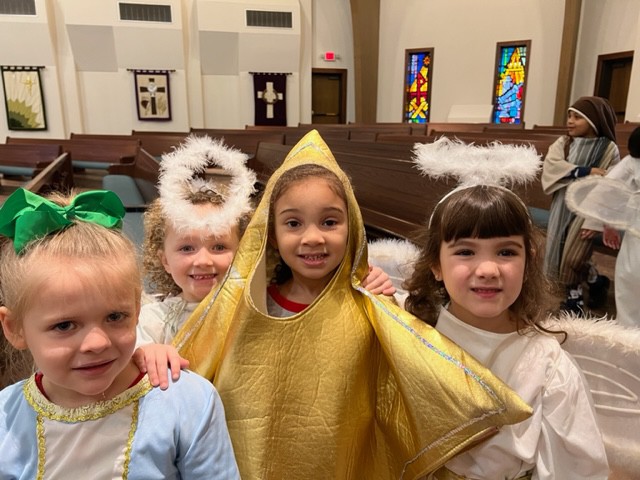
top-left (173, 130), bottom-right (532, 479)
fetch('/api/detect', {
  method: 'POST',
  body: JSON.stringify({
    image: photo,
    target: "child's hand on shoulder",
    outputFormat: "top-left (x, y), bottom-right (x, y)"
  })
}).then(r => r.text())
top-left (132, 344), bottom-right (190, 390)
top-left (589, 167), bottom-right (607, 176)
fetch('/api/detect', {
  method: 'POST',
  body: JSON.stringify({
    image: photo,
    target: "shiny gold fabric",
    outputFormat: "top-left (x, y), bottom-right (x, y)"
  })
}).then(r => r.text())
top-left (173, 130), bottom-right (532, 480)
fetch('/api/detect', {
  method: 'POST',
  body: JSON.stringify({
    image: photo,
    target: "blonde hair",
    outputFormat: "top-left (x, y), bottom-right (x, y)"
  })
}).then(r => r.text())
top-left (142, 192), bottom-right (253, 296)
top-left (0, 193), bottom-right (141, 318)
top-left (0, 191), bottom-right (141, 382)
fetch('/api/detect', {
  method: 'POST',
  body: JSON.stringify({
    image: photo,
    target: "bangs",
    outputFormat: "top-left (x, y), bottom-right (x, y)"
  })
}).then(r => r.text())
top-left (437, 186), bottom-right (530, 242)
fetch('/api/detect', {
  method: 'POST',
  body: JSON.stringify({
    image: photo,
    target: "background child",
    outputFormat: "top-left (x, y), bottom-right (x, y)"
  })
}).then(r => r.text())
top-left (541, 96), bottom-right (619, 312)
top-left (566, 126), bottom-right (640, 327)
top-left (171, 130), bottom-right (532, 479)
top-left (406, 139), bottom-right (609, 479)
top-left (0, 188), bottom-right (239, 479)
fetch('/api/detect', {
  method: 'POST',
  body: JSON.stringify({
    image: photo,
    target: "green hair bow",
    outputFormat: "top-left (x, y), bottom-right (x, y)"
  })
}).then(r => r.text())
top-left (0, 188), bottom-right (126, 254)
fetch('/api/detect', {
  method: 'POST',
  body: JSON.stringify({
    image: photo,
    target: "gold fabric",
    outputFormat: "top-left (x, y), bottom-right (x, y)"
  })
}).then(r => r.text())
top-left (174, 130), bottom-right (532, 480)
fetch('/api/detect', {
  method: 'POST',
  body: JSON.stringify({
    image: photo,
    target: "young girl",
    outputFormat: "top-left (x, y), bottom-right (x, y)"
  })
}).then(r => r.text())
top-left (566, 126), bottom-right (640, 327)
top-left (0, 188), bottom-right (240, 479)
top-left (171, 130), bottom-right (533, 479)
top-left (137, 136), bottom-right (395, 387)
top-left (405, 139), bottom-right (609, 479)
top-left (542, 96), bottom-right (619, 312)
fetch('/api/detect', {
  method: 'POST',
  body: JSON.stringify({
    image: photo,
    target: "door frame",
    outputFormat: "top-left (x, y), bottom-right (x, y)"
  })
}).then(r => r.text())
top-left (311, 68), bottom-right (347, 124)
top-left (594, 50), bottom-right (633, 120)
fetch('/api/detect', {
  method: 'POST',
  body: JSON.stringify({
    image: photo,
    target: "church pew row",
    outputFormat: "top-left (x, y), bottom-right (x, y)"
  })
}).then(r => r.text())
top-left (5, 137), bottom-right (140, 170)
top-left (0, 143), bottom-right (65, 178)
top-left (250, 141), bottom-right (552, 243)
top-left (0, 152), bottom-right (74, 203)
top-left (21, 153), bottom-right (75, 196)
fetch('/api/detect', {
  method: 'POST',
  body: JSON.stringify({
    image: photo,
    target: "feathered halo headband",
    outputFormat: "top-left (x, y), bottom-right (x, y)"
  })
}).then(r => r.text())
top-left (158, 135), bottom-right (257, 236)
top-left (412, 137), bottom-right (542, 223)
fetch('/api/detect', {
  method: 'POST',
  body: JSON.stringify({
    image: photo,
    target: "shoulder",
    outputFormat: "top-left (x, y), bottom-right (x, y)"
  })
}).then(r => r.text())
top-left (0, 379), bottom-right (27, 406)
top-left (147, 370), bottom-right (219, 404)
top-left (0, 380), bottom-right (34, 428)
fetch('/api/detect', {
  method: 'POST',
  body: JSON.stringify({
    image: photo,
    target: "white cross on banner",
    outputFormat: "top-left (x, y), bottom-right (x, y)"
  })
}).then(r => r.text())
top-left (253, 73), bottom-right (287, 126)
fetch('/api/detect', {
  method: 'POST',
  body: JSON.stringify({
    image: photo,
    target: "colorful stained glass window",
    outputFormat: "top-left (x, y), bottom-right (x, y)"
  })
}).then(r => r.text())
top-left (404, 49), bottom-right (433, 124)
top-left (492, 42), bottom-right (530, 124)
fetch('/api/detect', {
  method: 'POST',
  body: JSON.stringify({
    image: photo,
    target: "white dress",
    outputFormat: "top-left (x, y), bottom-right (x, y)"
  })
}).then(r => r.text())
top-left (602, 155), bottom-right (640, 327)
top-left (0, 371), bottom-right (239, 479)
top-left (435, 308), bottom-right (609, 480)
top-left (137, 296), bottom-right (199, 346)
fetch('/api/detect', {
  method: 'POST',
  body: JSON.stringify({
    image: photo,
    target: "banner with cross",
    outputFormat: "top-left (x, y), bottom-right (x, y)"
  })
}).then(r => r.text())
top-left (252, 72), bottom-right (287, 126)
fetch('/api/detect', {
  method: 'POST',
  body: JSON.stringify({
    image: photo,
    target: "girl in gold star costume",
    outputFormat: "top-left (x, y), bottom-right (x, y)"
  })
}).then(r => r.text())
top-left (173, 130), bottom-right (532, 479)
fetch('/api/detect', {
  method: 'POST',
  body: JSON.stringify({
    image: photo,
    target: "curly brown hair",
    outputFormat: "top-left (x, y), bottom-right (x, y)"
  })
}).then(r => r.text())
top-left (142, 191), bottom-right (253, 295)
top-left (404, 185), bottom-right (563, 338)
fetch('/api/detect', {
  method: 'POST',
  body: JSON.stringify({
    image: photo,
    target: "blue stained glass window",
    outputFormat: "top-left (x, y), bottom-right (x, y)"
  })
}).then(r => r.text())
top-left (492, 44), bottom-right (528, 124)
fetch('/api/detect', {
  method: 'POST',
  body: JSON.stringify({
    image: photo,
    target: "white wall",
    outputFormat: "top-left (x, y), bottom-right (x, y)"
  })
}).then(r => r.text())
top-left (574, 0), bottom-right (640, 121)
top-left (377, 0), bottom-right (565, 126)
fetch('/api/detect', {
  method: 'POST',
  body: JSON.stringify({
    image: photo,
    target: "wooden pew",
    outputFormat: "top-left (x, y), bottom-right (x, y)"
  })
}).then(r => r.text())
top-left (189, 129), bottom-right (288, 156)
top-left (22, 153), bottom-right (75, 194)
top-left (0, 145), bottom-right (74, 203)
top-left (6, 137), bottom-right (140, 170)
top-left (0, 143), bottom-right (65, 178)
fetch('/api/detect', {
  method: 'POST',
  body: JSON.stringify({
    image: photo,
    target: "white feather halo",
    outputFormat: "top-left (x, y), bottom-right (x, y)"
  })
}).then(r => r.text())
top-left (158, 135), bottom-right (257, 236)
top-left (412, 137), bottom-right (542, 187)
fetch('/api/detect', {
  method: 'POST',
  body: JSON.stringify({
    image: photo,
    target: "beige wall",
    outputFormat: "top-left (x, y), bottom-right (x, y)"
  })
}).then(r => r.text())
top-left (377, 0), bottom-right (565, 126)
top-left (1, 0), bottom-right (639, 138)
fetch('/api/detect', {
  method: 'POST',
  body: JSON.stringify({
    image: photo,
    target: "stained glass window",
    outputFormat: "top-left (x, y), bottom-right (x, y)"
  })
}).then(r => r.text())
top-left (492, 41), bottom-right (530, 124)
top-left (403, 48), bottom-right (433, 124)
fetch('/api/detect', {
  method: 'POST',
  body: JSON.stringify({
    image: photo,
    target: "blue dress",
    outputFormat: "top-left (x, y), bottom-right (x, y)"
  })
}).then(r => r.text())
top-left (0, 370), bottom-right (240, 479)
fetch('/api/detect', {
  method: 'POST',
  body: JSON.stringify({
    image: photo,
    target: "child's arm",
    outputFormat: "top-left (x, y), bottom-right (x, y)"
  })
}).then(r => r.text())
top-left (132, 344), bottom-right (189, 389)
top-left (362, 264), bottom-right (396, 296)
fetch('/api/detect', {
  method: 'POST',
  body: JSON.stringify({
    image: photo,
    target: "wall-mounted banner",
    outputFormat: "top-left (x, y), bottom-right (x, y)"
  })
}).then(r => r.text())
top-left (252, 72), bottom-right (287, 126)
top-left (1, 66), bottom-right (47, 130)
top-left (133, 70), bottom-right (172, 121)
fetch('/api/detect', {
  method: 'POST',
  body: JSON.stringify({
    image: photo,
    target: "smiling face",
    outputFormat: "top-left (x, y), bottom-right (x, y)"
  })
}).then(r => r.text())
top-left (433, 235), bottom-right (526, 333)
top-left (0, 256), bottom-right (140, 407)
top-left (567, 110), bottom-right (596, 138)
top-left (160, 214), bottom-right (240, 303)
top-left (272, 176), bottom-right (349, 293)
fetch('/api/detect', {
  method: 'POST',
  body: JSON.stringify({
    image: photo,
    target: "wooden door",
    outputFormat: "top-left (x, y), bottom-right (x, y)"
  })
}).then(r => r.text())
top-left (312, 69), bottom-right (346, 124)
top-left (595, 51), bottom-right (633, 122)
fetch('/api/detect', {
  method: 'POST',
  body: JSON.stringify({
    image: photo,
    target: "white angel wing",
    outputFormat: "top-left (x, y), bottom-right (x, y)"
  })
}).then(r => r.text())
top-left (367, 238), bottom-right (420, 305)
top-left (566, 176), bottom-right (640, 238)
top-left (544, 315), bottom-right (640, 479)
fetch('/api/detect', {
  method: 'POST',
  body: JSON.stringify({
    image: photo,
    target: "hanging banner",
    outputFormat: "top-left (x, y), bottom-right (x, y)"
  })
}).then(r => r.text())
top-left (132, 69), bottom-right (172, 121)
top-left (1, 66), bottom-right (47, 130)
top-left (253, 73), bottom-right (287, 126)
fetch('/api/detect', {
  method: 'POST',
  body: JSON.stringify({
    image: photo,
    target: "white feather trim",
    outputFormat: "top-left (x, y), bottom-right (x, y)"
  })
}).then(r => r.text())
top-left (367, 239), bottom-right (420, 304)
top-left (158, 135), bottom-right (256, 236)
top-left (412, 137), bottom-right (542, 187)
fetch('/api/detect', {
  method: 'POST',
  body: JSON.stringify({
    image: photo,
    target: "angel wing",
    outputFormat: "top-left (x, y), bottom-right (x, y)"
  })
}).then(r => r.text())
top-left (543, 315), bottom-right (640, 480)
top-left (367, 238), bottom-right (419, 305)
top-left (566, 176), bottom-right (640, 238)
